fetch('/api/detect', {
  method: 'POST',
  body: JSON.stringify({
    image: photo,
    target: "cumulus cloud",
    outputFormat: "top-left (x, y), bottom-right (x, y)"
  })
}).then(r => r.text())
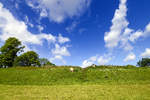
top-left (81, 56), bottom-right (98, 68)
top-left (0, 3), bottom-right (56, 45)
top-left (27, 0), bottom-right (91, 23)
top-left (104, 0), bottom-right (128, 48)
top-left (144, 23), bottom-right (150, 35)
top-left (58, 34), bottom-right (70, 44)
top-left (50, 44), bottom-right (70, 63)
top-left (141, 48), bottom-right (150, 58)
top-left (129, 31), bottom-right (143, 42)
top-left (0, 3), bottom-right (71, 64)
top-left (51, 44), bottom-right (70, 56)
top-left (124, 52), bottom-right (136, 62)
top-left (97, 56), bottom-right (111, 65)
top-left (104, 0), bottom-right (150, 53)
top-left (81, 54), bottom-right (112, 68)
top-left (129, 23), bottom-right (150, 42)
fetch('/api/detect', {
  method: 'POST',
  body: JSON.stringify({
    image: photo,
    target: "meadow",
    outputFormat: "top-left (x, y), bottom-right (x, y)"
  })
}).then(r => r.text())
top-left (0, 66), bottom-right (150, 100)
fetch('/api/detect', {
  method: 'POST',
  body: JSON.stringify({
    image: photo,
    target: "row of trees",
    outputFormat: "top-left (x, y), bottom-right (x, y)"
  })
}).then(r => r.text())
top-left (0, 37), bottom-right (150, 68)
top-left (0, 37), bottom-right (55, 68)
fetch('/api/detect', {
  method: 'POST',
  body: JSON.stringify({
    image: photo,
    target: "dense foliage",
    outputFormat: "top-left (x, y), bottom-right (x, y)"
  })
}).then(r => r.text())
top-left (14, 51), bottom-right (40, 67)
top-left (137, 58), bottom-right (150, 67)
top-left (0, 37), bottom-right (55, 67)
top-left (0, 37), bottom-right (24, 67)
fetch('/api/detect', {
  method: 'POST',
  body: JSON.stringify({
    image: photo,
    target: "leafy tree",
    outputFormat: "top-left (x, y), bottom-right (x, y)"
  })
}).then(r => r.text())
top-left (14, 51), bottom-right (40, 67)
top-left (39, 58), bottom-right (55, 66)
top-left (0, 37), bottom-right (24, 67)
top-left (137, 58), bottom-right (150, 67)
top-left (0, 54), bottom-right (4, 68)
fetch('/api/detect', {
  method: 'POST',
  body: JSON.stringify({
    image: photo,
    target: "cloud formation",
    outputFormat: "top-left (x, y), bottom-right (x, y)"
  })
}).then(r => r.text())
top-left (81, 56), bottom-right (97, 68)
top-left (58, 34), bottom-right (70, 44)
top-left (124, 52), bottom-right (136, 62)
top-left (104, 0), bottom-right (150, 51)
top-left (27, 0), bottom-right (91, 23)
top-left (104, 0), bottom-right (128, 48)
top-left (0, 3), bottom-right (71, 63)
top-left (97, 56), bottom-right (112, 65)
top-left (141, 48), bottom-right (150, 58)
top-left (104, 0), bottom-right (150, 63)
top-left (50, 44), bottom-right (70, 64)
top-left (81, 54), bottom-right (112, 68)
top-left (0, 3), bottom-right (56, 45)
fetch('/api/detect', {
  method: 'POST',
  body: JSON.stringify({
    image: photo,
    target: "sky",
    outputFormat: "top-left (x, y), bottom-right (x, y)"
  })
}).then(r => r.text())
top-left (0, 0), bottom-right (150, 67)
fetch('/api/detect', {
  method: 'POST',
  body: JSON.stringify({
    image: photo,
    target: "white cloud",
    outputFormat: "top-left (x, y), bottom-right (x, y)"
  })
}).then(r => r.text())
top-left (40, 8), bottom-right (48, 17)
top-left (97, 56), bottom-right (111, 65)
top-left (0, 3), bottom-right (56, 45)
top-left (0, 3), bottom-right (71, 64)
top-left (141, 48), bottom-right (150, 58)
top-left (123, 28), bottom-right (133, 36)
top-left (145, 23), bottom-right (150, 35)
top-left (129, 31), bottom-right (143, 42)
top-left (58, 34), bottom-right (70, 44)
top-left (81, 56), bottom-right (97, 68)
top-left (104, 0), bottom-right (150, 53)
top-left (37, 25), bottom-right (44, 32)
top-left (104, 0), bottom-right (128, 48)
top-left (124, 52), bottom-right (136, 62)
top-left (50, 44), bottom-right (70, 63)
top-left (128, 23), bottom-right (150, 42)
top-left (27, 0), bottom-right (91, 23)
top-left (52, 44), bottom-right (70, 56)
top-left (81, 54), bottom-right (112, 68)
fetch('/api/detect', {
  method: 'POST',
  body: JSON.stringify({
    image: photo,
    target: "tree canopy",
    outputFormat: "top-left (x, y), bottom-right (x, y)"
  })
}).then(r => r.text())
top-left (137, 58), bottom-right (150, 67)
top-left (0, 37), bottom-right (24, 67)
top-left (14, 51), bottom-right (40, 67)
top-left (0, 37), bottom-right (55, 68)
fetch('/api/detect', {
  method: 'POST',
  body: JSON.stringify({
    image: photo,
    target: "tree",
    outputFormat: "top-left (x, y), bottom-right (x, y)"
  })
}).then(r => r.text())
top-left (137, 58), bottom-right (150, 67)
top-left (0, 37), bottom-right (24, 67)
top-left (0, 54), bottom-right (4, 68)
top-left (14, 51), bottom-right (40, 67)
top-left (39, 58), bottom-right (55, 66)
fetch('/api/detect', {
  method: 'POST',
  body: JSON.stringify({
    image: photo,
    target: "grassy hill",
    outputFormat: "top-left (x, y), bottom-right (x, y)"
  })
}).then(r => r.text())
top-left (0, 66), bottom-right (150, 100)
top-left (0, 66), bottom-right (150, 85)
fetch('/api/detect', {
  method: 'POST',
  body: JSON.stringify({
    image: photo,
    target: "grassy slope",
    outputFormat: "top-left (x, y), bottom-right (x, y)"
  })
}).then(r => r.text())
top-left (0, 67), bottom-right (150, 100)
top-left (0, 67), bottom-right (150, 85)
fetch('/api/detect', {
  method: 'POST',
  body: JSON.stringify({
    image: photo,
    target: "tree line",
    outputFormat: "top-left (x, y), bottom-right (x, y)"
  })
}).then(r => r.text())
top-left (0, 37), bottom-right (150, 68)
top-left (0, 37), bottom-right (55, 68)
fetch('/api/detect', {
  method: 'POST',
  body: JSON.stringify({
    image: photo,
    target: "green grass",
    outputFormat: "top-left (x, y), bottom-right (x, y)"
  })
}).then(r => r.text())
top-left (0, 67), bottom-right (150, 85)
top-left (0, 84), bottom-right (150, 100)
top-left (0, 66), bottom-right (150, 100)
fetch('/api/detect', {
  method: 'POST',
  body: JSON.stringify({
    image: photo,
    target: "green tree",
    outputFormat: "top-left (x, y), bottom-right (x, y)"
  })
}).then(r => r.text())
top-left (14, 51), bottom-right (40, 67)
top-left (39, 58), bottom-right (55, 66)
top-left (0, 37), bottom-right (24, 67)
top-left (0, 54), bottom-right (4, 68)
top-left (137, 58), bottom-right (150, 67)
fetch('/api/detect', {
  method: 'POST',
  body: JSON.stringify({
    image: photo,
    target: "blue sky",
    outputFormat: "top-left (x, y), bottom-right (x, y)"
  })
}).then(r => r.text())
top-left (0, 0), bottom-right (150, 67)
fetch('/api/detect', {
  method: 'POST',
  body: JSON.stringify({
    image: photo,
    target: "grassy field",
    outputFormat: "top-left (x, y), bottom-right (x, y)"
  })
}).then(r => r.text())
top-left (0, 66), bottom-right (150, 100)
top-left (0, 84), bottom-right (150, 100)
